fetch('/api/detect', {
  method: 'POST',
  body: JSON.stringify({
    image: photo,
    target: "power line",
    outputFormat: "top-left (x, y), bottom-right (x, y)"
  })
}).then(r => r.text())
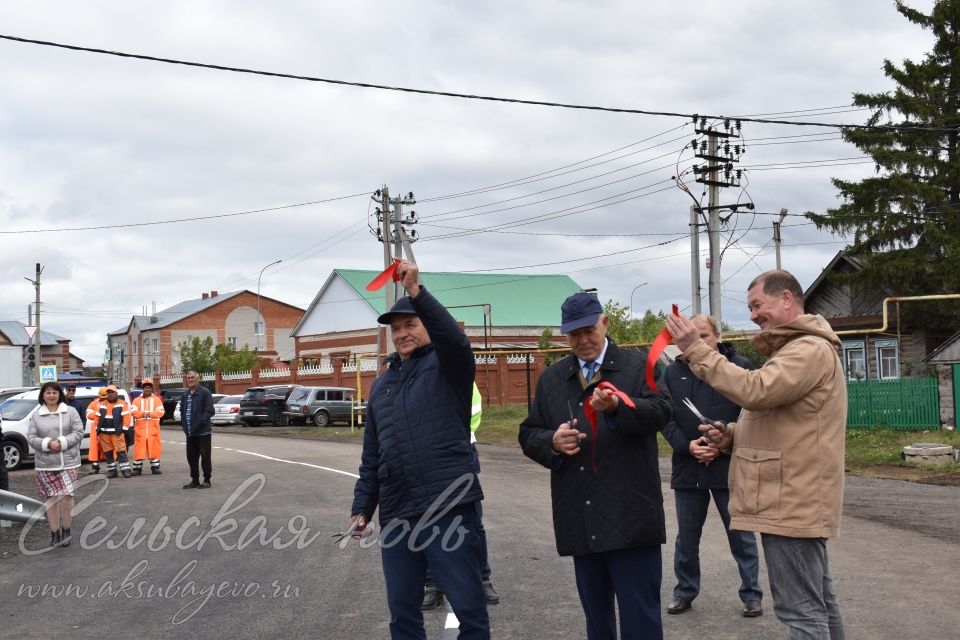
top-left (0, 192), bottom-right (368, 235)
top-left (2, 33), bottom-right (955, 131)
top-left (420, 125), bottom-right (689, 202)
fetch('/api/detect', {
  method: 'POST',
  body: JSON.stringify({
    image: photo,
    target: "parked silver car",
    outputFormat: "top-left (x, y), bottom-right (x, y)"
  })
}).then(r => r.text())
top-left (283, 386), bottom-right (365, 427)
top-left (211, 395), bottom-right (243, 426)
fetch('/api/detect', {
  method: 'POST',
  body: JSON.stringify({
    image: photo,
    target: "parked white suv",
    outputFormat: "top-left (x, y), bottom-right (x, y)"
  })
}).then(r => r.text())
top-left (1, 386), bottom-right (130, 471)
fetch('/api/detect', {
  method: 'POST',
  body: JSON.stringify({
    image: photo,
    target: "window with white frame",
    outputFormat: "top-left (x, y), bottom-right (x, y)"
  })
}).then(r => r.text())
top-left (874, 339), bottom-right (900, 379)
top-left (254, 321), bottom-right (265, 336)
top-left (841, 340), bottom-right (866, 380)
top-left (152, 338), bottom-right (159, 353)
top-left (228, 337), bottom-right (238, 348)
top-left (133, 341), bottom-right (138, 356)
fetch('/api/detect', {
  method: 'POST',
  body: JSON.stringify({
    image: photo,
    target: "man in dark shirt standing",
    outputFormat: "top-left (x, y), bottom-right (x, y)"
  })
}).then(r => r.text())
top-left (181, 371), bottom-right (215, 489)
top-left (519, 291), bottom-right (673, 640)
top-left (349, 260), bottom-right (488, 639)
top-left (661, 314), bottom-right (763, 618)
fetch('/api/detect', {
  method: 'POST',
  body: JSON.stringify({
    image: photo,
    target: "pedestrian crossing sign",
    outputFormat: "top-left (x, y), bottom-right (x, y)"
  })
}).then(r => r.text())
top-left (39, 365), bottom-right (57, 382)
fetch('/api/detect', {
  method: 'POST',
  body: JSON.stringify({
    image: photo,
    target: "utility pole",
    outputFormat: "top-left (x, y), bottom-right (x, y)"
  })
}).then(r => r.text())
top-left (23, 263), bottom-right (42, 385)
top-left (371, 187), bottom-right (419, 365)
top-left (689, 205), bottom-right (701, 314)
top-left (774, 208), bottom-right (788, 269)
top-left (691, 117), bottom-right (747, 328)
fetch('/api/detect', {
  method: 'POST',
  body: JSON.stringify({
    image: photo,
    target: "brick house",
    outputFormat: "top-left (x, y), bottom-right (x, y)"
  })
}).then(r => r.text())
top-left (107, 290), bottom-right (303, 385)
top-left (292, 269), bottom-right (581, 366)
top-left (0, 321), bottom-right (81, 381)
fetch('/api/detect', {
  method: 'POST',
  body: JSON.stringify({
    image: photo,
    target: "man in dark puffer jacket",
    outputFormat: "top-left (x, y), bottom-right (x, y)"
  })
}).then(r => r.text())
top-left (661, 314), bottom-right (763, 618)
top-left (350, 260), bottom-right (488, 639)
top-left (519, 291), bottom-right (673, 640)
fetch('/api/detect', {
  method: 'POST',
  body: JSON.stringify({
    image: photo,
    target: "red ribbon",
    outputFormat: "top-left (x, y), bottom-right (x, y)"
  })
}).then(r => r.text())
top-left (645, 304), bottom-right (679, 393)
top-left (365, 259), bottom-right (402, 291)
top-left (583, 381), bottom-right (637, 471)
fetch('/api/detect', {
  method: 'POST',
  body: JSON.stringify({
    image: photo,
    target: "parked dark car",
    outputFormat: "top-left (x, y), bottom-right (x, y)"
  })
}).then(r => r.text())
top-left (239, 385), bottom-right (301, 426)
top-left (283, 386), bottom-right (365, 427)
top-left (159, 387), bottom-right (188, 422)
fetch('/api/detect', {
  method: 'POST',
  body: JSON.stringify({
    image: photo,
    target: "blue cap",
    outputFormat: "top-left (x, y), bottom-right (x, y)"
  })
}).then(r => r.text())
top-left (377, 296), bottom-right (418, 324)
top-left (560, 292), bottom-right (603, 334)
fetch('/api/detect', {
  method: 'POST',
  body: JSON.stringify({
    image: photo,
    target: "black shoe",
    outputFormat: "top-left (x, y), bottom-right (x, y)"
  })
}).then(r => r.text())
top-left (667, 597), bottom-right (692, 614)
top-left (89, 464), bottom-right (100, 475)
top-left (199, 481), bottom-right (212, 489)
top-left (483, 581), bottom-right (500, 605)
top-left (420, 588), bottom-right (444, 611)
top-left (151, 467), bottom-right (162, 475)
top-left (742, 600), bottom-right (763, 617)
top-left (183, 481), bottom-right (200, 489)
top-left (106, 469), bottom-right (118, 479)
top-left (131, 468), bottom-right (142, 476)
top-left (59, 527), bottom-right (71, 547)
top-left (121, 469), bottom-right (132, 478)
top-left (49, 530), bottom-right (61, 547)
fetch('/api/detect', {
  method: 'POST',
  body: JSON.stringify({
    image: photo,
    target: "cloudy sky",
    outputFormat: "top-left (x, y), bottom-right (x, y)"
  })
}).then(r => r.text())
top-left (0, 1), bottom-right (939, 365)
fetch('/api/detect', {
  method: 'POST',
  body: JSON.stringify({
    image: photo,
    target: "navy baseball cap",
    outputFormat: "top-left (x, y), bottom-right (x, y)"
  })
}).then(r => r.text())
top-left (377, 296), bottom-right (418, 324)
top-left (560, 292), bottom-right (603, 334)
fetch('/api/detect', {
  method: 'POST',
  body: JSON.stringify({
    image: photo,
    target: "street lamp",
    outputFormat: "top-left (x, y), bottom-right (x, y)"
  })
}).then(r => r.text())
top-left (630, 282), bottom-right (649, 319)
top-left (256, 259), bottom-right (282, 353)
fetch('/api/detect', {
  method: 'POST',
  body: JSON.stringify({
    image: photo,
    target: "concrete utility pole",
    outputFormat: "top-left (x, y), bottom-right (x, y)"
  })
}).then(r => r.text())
top-left (372, 187), bottom-right (419, 364)
top-left (707, 132), bottom-right (722, 322)
top-left (691, 117), bottom-right (748, 329)
top-left (690, 205), bottom-right (701, 314)
top-left (774, 208), bottom-right (788, 270)
top-left (23, 263), bottom-right (42, 385)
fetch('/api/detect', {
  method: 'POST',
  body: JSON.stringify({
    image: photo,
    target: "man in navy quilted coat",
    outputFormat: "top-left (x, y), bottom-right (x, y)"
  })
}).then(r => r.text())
top-left (519, 291), bottom-right (673, 640)
top-left (350, 259), bottom-right (488, 639)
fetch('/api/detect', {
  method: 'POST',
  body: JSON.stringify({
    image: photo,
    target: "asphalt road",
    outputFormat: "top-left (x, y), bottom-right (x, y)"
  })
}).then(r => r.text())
top-left (1, 431), bottom-right (958, 639)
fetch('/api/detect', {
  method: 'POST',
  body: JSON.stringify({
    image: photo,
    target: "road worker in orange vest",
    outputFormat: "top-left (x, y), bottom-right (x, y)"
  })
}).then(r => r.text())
top-left (91, 385), bottom-right (133, 478)
top-left (131, 378), bottom-right (165, 475)
top-left (85, 387), bottom-right (109, 474)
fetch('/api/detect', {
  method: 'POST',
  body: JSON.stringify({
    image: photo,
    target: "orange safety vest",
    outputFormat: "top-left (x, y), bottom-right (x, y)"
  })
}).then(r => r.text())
top-left (132, 394), bottom-right (165, 460)
top-left (86, 399), bottom-right (104, 462)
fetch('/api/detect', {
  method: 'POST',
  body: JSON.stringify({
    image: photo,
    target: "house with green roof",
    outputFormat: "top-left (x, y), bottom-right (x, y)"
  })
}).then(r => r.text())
top-left (292, 269), bottom-right (581, 364)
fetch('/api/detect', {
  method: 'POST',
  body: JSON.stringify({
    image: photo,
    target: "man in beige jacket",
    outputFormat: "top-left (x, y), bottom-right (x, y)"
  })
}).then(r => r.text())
top-left (666, 269), bottom-right (846, 640)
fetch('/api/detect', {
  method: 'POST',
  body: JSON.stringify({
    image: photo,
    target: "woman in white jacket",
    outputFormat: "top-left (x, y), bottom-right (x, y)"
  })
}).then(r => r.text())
top-left (26, 382), bottom-right (84, 547)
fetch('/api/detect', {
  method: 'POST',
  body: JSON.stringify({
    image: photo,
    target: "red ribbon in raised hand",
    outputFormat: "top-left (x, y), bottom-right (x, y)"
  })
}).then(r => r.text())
top-left (365, 259), bottom-right (402, 291)
top-left (645, 304), bottom-right (679, 393)
top-left (583, 381), bottom-right (637, 471)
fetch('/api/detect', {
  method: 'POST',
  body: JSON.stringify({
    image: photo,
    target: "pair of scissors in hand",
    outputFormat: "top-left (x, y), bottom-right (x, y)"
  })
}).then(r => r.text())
top-left (681, 397), bottom-right (727, 443)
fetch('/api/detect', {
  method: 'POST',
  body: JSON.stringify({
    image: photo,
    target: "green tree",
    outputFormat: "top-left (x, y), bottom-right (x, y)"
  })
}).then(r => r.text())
top-left (637, 309), bottom-right (668, 343)
top-left (538, 327), bottom-right (558, 365)
top-left (213, 343), bottom-right (263, 372)
top-left (807, 0), bottom-right (960, 328)
top-left (178, 336), bottom-right (215, 373)
top-left (603, 300), bottom-right (641, 343)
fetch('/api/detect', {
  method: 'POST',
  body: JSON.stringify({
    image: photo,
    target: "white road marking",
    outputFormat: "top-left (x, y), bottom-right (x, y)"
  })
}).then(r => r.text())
top-left (162, 439), bottom-right (359, 478)
top-left (444, 612), bottom-right (459, 629)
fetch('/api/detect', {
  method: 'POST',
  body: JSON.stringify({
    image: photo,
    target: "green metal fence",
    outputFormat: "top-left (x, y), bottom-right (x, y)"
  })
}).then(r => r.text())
top-left (846, 378), bottom-right (940, 430)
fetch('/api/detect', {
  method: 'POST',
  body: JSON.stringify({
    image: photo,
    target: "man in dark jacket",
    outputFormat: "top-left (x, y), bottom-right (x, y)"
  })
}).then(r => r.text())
top-left (180, 371), bottom-right (215, 489)
top-left (661, 314), bottom-right (763, 618)
top-left (349, 260), bottom-right (488, 639)
top-left (518, 291), bottom-right (673, 640)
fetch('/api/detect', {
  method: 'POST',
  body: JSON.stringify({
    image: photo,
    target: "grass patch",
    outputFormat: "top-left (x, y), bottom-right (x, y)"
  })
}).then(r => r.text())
top-left (477, 405), bottom-right (675, 454)
top-left (480, 406), bottom-right (960, 476)
top-left (844, 427), bottom-right (960, 475)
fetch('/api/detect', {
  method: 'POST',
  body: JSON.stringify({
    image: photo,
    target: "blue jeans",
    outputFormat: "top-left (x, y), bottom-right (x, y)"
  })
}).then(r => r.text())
top-left (673, 488), bottom-right (762, 602)
top-left (380, 503), bottom-right (489, 639)
top-left (425, 500), bottom-right (491, 588)
top-left (761, 534), bottom-right (844, 639)
top-left (573, 546), bottom-right (662, 640)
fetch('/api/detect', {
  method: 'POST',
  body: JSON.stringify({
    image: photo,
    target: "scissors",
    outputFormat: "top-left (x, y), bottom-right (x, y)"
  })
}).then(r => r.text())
top-left (681, 397), bottom-right (727, 443)
top-left (330, 517), bottom-right (367, 545)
